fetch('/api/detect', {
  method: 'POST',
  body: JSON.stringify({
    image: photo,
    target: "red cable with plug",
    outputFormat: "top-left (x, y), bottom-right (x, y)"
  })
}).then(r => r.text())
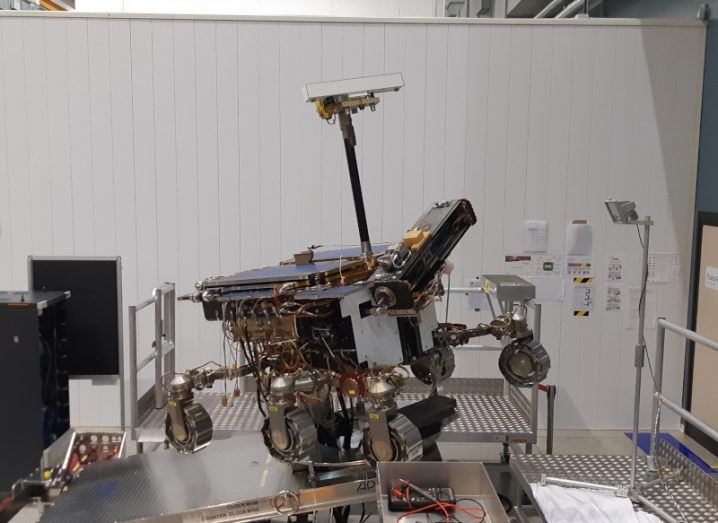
top-left (393, 479), bottom-right (486, 523)
top-left (397, 502), bottom-right (486, 523)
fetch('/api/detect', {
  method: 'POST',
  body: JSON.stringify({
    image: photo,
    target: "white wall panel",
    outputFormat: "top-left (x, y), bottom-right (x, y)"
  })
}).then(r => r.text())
top-left (459, 25), bottom-right (490, 379)
top-left (319, 23), bottom-right (343, 247)
top-left (195, 20), bottom-right (223, 365)
top-left (88, 19), bottom-right (117, 257)
top-left (258, 23), bottom-right (282, 266)
top-left (174, 19), bottom-right (201, 374)
top-left (75, 0), bottom-right (439, 18)
top-left (381, 24), bottom-right (405, 243)
top-left (279, 23), bottom-right (305, 260)
top-left (0, 21), bottom-right (11, 291)
top-left (24, 20), bottom-right (54, 257)
top-left (0, 14), bottom-right (704, 431)
top-left (67, 20), bottom-right (95, 255)
top-left (586, 26), bottom-right (619, 429)
top-left (2, 19), bottom-right (32, 289)
top-left (401, 24), bottom-right (427, 228)
top-left (340, 24), bottom-right (364, 246)
top-left (45, 19), bottom-right (75, 257)
top-left (298, 24), bottom-right (324, 252)
top-left (237, 22), bottom-right (261, 270)
top-left (108, 18), bottom-right (138, 425)
top-left (361, 23), bottom-right (385, 242)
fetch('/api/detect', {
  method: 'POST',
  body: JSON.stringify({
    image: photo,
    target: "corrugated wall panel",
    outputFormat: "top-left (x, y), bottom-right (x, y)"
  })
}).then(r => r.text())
top-left (0, 15), bottom-right (704, 431)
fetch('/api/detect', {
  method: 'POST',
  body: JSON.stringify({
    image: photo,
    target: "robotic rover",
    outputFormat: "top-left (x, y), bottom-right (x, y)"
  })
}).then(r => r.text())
top-left (163, 74), bottom-right (550, 466)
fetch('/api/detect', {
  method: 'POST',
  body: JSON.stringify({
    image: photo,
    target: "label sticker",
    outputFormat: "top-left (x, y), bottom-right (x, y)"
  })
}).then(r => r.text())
top-left (706, 266), bottom-right (718, 291)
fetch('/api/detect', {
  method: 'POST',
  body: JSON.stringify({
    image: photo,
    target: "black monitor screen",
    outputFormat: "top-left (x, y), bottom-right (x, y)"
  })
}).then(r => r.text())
top-left (30, 258), bottom-right (121, 376)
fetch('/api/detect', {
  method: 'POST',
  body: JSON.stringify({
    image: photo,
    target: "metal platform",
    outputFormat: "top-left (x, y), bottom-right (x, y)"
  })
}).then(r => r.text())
top-left (511, 439), bottom-right (718, 522)
top-left (137, 378), bottom-right (535, 445)
top-left (402, 378), bottom-right (534, 443)
top-left (39, 433), bottom-right (376, 523)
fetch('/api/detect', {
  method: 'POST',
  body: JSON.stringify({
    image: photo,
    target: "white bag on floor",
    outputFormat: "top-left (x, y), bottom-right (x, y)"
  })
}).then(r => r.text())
top-left (531, 484), bottom-right (662, 523)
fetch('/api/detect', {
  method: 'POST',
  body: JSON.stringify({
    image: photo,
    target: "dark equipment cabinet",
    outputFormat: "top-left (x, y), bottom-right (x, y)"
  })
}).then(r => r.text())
top-left (0, 291), bottom-right (69, 493)
top-left (28, 257), bottom-right (122, 377)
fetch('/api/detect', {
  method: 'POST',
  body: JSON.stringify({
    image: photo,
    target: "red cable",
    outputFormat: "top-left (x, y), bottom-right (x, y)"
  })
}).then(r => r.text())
top-left (443, 503), bottom-right (486, 520)
top-left (394, 478), bottom-right (486, 523)
top-left (397, 501), bottom-right (486, 522)
top-left (397, 502), bottom-right (443, 522)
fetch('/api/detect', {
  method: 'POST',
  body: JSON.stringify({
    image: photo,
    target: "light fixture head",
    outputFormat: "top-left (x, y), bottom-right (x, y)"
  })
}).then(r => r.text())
top-left (302, 73), bottom-right (404, 103)
top-left (605, 199), bottom-right (639, 224)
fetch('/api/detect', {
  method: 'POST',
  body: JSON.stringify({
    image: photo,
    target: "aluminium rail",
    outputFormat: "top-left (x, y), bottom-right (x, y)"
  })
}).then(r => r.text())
top-left (447, 284), bottom-right (549, 455)
top-left (511, 317), bottom-right (718, 523)
top-left (128, 283), bottom-right (176, 445)
top-left (649, 318), bottom-right (718, 469)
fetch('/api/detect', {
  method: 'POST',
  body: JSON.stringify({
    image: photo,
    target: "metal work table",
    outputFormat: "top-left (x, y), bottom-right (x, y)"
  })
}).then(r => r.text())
top-left (39, 432), bottom-right (375, 523)
top-left (511, 438), bottom-right (718, 522)
top-left (136, 378), bottom-right (535, 446)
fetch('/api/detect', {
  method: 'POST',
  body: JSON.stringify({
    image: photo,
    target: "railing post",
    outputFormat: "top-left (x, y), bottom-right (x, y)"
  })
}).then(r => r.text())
top-left (532, 302), bottom-right (542, 344)
top-left (527, 302), bottom-right (541, 454)
top-left (546, 385), bottom-right (556, 455)
top-left (128, 305), bottom-right (138, 441)
top-left (169, 285), bottom-right (176, 374)
top-left (657, 393), bottom-right (718, 445)
top-left (630, 217), bottom-right (651, 491)
top-left (153, 288), bottom-right (164, 409)
top-left (161, 285), bottom-right (175, 376)
top-left (650, 317), bottom-right (666, 462)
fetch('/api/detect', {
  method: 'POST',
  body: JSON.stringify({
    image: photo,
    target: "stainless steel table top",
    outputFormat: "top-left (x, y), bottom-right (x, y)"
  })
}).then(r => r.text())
top-left (40, 433), bottom-right (303, 523)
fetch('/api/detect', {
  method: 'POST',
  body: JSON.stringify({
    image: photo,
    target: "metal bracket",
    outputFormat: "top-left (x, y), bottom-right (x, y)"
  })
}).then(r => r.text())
top-left (541, 474), bottom-right (629, 498)
top-left (634, 344), bottom-right (645, 368)
top-left (270, 490), bottom-right (300, 515)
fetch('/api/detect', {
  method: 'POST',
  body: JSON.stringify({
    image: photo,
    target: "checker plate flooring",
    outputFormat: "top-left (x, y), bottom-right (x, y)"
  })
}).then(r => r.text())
top-left (137, 378), bottom-right (533, 444)
top-left (513, 453), bottom-right (718, 522)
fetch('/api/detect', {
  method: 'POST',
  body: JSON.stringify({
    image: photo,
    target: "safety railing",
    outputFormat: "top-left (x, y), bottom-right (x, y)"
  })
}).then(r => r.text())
top-left (649, 318), bottom-right (718, 465)
top-left (127, 283), bottom-right (176, 442)
top-left (446, 286), bottom-right (542, 349)
top-left (447, 284), bottom-right (545, 454)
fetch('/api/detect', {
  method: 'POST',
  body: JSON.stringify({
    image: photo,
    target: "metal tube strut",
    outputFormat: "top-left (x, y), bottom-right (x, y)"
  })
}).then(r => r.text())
top-left (339, 112), bottom-right (373, 258)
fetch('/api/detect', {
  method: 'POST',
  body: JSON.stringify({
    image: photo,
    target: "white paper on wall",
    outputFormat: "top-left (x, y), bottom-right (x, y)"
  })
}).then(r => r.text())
top-left (606, 254), bottom-right (624, 282)
top-left (648, 253), bottom-right (680, 283)
top-left (606, 285), bottom-right (622, 311)
top-left (534, 255), bottom-right (564, 277)
top-left (624, 286), bottom-right (657, 329)
top-left (524, 220), bottom-right (548, 253)
top-left (566, 255), bottom-right (594, 277)
top-left (706, 266), bottom-right (718, 291)
top-left (566, 222), bottom-right (593, 255)
top-left (504, 255), bottom-right (534, 276)
top-left (571, 277), bottom-right (594, 317)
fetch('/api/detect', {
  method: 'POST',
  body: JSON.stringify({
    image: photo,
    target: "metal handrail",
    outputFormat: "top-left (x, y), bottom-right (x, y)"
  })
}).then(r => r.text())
top-left (446, 285), bottom-right (542, 346)
top-left (128, 283), bottom-right (176, 443)
top-left (448, 286), bottom-right (485, 293)
top-left (447, 280), bottom-right (543, 455)
top-left (659, 318), bottom-right (718, 352)
top-left (649, 318), bottom-right (718, 474)
top-left (655, 393), bottom-right (718, 444)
